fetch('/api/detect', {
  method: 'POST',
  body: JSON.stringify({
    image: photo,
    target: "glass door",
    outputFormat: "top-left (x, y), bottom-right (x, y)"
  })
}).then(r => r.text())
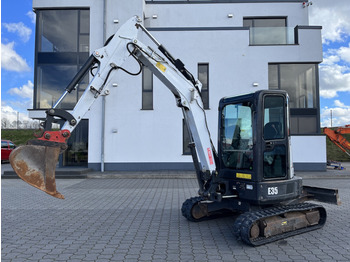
top-left (263, 95), bottom-right (287, 179)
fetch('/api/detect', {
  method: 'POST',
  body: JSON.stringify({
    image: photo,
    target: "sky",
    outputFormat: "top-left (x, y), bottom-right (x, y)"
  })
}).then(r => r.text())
top-left (1, 0), bottom-right (35, 127)
top-left (1, 0), bottom-right (350, 128)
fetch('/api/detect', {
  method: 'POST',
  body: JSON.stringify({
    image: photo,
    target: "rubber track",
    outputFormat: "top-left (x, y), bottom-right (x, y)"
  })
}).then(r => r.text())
top-left (233, 202), bottom-right (327, 246)
top-left (181, 196), bottom-right (234, 222)
top-left (181, 196), bottom-right (205, 222)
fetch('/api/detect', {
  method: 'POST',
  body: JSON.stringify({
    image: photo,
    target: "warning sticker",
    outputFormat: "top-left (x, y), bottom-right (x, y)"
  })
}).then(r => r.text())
top-left (156, 62), bottom-right (166, 72)
top-left (207, 148), bottom-right (214, 165)
top-left (236, 173), bottom-right (252, 180)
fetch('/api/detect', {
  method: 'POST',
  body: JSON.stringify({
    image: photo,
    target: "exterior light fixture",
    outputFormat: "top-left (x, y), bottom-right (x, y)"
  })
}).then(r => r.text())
top-left (302, 1), bottom-right (312, 8)
top-left (227, 14), bottom-right (233, 18)
top-left (152, 14), bottom-right (158, 19)
top-left (113, 19), bottom-right (119, 24)
top-left (253, 82), bottom-right (259, 87)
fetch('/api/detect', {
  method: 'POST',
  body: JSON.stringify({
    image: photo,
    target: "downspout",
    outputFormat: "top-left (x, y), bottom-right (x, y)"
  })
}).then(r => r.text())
top-left (101, 95), bottom-right (106, 172)
top-left (101, 0), bottom-right (107, 172)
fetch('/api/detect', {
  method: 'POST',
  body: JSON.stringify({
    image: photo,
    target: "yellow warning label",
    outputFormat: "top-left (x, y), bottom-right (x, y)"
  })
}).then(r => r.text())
top-left (156, 62), bottom-right (166, 72)
top-left (236, 173), bottom-right (252, 179)
top-left (281, 221), bottom-right (287, 226)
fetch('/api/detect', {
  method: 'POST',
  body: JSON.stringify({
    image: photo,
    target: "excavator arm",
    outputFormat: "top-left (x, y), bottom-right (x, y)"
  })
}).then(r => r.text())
top-left (324, 125), bottom-right (350, 157)
top-left (10, 16), bottom-right (216, 199)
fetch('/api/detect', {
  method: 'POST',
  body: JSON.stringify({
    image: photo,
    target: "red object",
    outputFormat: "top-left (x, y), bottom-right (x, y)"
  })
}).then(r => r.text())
top-left (207, 147), bottom-right (214, 165)
top-left (324, 125), bottom-right (350, 157)
top-left (1, 140), bottom-right (16, 162)
top-left (37, 129), bottom-right (71, 143)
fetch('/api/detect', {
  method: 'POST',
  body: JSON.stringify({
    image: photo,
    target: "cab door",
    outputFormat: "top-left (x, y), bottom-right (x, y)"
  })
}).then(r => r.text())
top-left (262, 94), bottom-right (289, 180)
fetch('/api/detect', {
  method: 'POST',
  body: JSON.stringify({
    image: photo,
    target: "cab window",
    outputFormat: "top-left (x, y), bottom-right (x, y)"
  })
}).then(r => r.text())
top-left (263, 95), bottom-right (287, 179)
top-left (221, 103), bottom-right (253, 171)
top-left (263, 96), bottom-right (285, 140)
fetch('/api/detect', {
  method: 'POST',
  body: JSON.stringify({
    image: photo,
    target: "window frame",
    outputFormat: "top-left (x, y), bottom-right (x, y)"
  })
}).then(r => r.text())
top-left (243, 17), bottom-right (287, 28)
top-left (33, 8), bottom-right (90, 110)
top-left (268, 63), bottom-right (321, 135)
top-left (183, 119), bottom-right (191, 155)
top-left (198, 63), bottom-right (209, 110)
top-left (243, 17), bottom-right (292, 45)
top-left (58, 119), bottom-right (89, 167)
top-left (141, 66), bottom-right (154, 110)
top-left (220, 103), bottom-right (254, 171)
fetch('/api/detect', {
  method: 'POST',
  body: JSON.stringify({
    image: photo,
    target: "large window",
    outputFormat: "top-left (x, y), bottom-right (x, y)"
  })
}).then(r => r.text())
top-left (243, 17), bottom-right (294, 45)
top-left (62, 120), bottom-right (89, 166)
top-left (269, 64), bottom-right (317, 109)
top-left (34, 9), bottom-right (90, 109)
top-left (142, 67), bottom-right (153, 110)
top-left (182, 63), bottom-right (209, 154)
top-left (268, 64), bottom-right (320, 134)
top-left (183, 119), bottom-right (191, 155)
top-left (198, 63), bottom-right (209, 109)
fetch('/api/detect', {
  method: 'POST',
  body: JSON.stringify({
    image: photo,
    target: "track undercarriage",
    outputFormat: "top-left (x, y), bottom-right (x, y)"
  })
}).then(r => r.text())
top-left (181, 196), bottom-right (327, 246)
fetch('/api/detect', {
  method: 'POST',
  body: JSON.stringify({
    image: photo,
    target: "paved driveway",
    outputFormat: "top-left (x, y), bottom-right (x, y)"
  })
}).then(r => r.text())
top-left (2, 177), bottom-right (350, 262)
top-left (1, 163), bottom-right (12, 175)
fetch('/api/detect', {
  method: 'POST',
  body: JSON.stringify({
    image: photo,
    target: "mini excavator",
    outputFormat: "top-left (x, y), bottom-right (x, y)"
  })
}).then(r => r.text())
top-left (10, 16), bottom-right (340, 246)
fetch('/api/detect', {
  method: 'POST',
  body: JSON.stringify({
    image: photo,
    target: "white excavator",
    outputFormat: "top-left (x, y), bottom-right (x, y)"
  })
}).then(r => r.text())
top-left (10, 16), bottom-right (339, 246)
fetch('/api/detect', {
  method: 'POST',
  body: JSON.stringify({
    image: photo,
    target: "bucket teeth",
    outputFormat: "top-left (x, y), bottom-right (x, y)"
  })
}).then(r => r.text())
top-left (9, 144), bottom-right (64, 199)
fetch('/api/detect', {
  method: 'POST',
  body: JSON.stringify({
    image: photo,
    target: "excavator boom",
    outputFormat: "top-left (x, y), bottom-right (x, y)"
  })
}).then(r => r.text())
top-left (10, 16), bottom-right (216, 198)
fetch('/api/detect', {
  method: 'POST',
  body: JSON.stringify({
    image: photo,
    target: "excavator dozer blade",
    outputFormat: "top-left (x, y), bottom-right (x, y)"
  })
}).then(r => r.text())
top-left (9, 144), bottom-right (64, 199)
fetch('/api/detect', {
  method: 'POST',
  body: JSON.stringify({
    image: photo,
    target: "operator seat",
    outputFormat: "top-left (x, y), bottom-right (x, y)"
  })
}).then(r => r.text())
top-left (264, 122), bottom-right (281, 140)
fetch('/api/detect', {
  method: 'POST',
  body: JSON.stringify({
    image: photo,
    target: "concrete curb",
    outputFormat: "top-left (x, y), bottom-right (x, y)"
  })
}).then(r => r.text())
top-left (87, 171), bottom-right (197, 179)
top-left (3, 167), bottom-right (350, 179)
top-left (2, 168), bottom-right (91, 179)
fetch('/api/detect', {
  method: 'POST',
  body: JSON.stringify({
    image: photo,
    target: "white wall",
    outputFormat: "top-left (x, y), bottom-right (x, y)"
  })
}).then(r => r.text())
top-left (33, 0), bottom-right (325, 170)
top-left (89, 0), bottom-right (320, 166)
top-left (145, 2), bottom-right (309, 27)
top-left (291, 135), bottom-right (327, 165)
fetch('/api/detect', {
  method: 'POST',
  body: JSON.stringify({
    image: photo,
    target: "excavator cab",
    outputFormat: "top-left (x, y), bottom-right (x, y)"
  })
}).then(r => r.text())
top-left (217, 90), bottom-right (302, 206)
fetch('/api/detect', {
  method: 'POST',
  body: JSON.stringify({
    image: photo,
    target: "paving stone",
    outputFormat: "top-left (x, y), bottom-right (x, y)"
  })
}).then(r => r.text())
top-left (2, 177), bottom-right (350, 262)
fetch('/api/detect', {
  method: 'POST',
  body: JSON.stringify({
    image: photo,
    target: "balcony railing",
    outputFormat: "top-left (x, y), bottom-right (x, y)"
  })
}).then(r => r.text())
top-left (249, 27), bottom-right (295, 45)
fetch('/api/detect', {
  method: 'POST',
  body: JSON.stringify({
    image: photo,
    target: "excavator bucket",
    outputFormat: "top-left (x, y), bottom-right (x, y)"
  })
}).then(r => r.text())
top-left (10, 144), bottom-right (64, 199)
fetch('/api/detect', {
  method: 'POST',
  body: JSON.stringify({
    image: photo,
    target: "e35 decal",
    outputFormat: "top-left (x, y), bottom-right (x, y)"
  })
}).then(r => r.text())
top-left (268, 187), bottom-right (278, 195)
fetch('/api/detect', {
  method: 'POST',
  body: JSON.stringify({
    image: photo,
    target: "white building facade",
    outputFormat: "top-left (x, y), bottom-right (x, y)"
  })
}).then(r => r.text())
top-left (30, 0), bottom-right (326, 171)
